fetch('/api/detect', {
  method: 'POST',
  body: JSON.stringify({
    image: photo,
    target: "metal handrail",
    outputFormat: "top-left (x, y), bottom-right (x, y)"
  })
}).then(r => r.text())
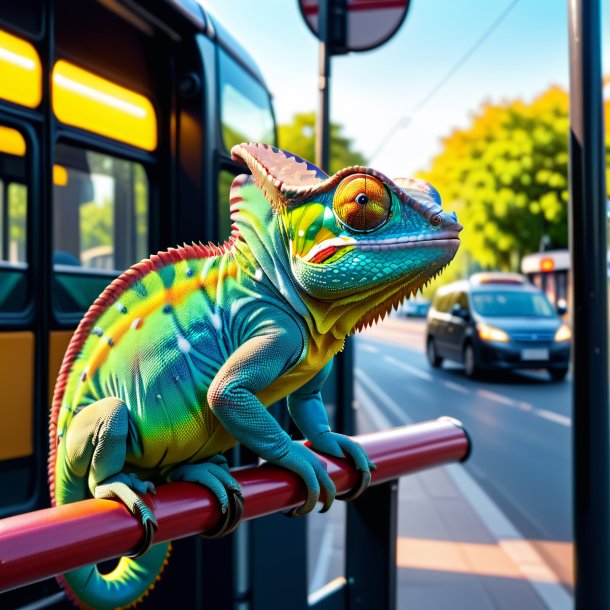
top-left (0, 418), bottom-right (470, 593)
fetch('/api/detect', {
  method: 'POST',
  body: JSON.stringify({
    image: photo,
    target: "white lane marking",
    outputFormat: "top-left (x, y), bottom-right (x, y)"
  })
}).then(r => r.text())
top-left (354, 385), bottom-right (395, 430)
top-left (359, 343), bottom-right (380, 353)
top-left (355, 368), bottom-right (412, 424)
top-left (478, 389), bottom-right (570, 426)
top-left (355, 372), bottom-right (572, 610)
top-left (477, 388), bottom-right (538, 414)
top-left (443, 380), bottom-right (471, 394)
top-left (477, 388), bottom-right (520, 407)
top-left (535, 409), bottom-right (572, 427)
top-left (383, 354), bottom-right (433, 381)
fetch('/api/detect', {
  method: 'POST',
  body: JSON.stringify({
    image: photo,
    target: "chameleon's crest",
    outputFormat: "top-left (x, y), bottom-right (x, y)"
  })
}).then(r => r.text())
top-left (231, 143), bottom-right (328, 209)
top-left (231, 143), bottom-right (443, 221)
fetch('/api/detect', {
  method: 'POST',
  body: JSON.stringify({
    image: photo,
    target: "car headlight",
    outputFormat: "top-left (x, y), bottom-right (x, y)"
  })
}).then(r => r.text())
top-left (554, 324), bottom-right (572, 342)
top-left (477, 323), bottom-right (510, 342)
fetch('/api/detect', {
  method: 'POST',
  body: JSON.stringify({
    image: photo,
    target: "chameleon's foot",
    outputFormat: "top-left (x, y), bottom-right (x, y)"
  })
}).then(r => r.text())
top-left (307, 432), bottom-right (377, 506)
top-left (201, 487), bottom-right (245, 539)
top-left (94, 472), bottom-right (158, 558)
top-left (167, 456), bottom-right (244, 538)
top-left (273, 441), bottom-right (336, 516)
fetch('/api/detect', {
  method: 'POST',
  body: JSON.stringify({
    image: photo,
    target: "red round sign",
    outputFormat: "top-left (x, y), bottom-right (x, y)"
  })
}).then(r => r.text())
top-left (299, 0), bottom-right (410, 53)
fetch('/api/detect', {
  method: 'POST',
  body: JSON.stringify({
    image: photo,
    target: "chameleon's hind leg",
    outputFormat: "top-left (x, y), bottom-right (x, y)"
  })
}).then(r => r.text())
top-left (65, 397), bottom-right (157, 556)
top-left (166, 454), bottom-right (244, 538)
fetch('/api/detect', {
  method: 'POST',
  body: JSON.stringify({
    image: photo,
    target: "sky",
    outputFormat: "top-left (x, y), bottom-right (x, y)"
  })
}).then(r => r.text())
top-left (201, 0), bottom-right (609, 179)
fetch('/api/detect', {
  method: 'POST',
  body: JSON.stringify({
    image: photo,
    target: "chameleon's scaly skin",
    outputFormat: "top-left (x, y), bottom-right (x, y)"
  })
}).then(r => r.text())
top-left (49, 143), bottom-right (462, 609)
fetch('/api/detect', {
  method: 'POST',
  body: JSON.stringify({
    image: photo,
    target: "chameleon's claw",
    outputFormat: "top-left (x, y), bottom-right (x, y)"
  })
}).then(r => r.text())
top-left (275, 441), bottom-right (335, 516)
top-left (167, 457), bottom-right (244, 538)
top-left (337, 467), bottom-right (371, 502)
top-left (308, 432), bottom-right (375, 503)
top-left (201, 488), bottom-right (245, 539)
top-left (127, 511), bottom-right (158, 559)
top-left (285, 505), bottom-right (305, 518)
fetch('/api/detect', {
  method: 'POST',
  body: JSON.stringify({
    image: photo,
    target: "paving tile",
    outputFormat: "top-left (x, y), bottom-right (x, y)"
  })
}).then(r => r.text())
top-left (436, 498), bottom-right (497, 544)
top-left (399, 472), bottom-right (429, 502)
top-left (398, 498), bottom-right (454, 539)
top-left (398, 569), bottom-right (496, 610)
top-left (418, 467), bottom-right (462, 499)
top-left (479, 576), bottom-right (552, 610)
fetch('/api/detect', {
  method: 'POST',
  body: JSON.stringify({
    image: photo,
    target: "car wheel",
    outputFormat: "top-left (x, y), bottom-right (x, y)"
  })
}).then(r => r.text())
top-left (463, 343), bottom-right (480, 379)
top-left (549, 368), bottom-right (568, 382)
top-left (427, 337), bottom-right (442, 368)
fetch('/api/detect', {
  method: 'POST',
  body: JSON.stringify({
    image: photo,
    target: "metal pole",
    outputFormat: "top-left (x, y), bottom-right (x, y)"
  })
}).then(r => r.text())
top-left (316, 0), bottom-right (331, 172)
top-left (567, 1), bottom-right (609, 607)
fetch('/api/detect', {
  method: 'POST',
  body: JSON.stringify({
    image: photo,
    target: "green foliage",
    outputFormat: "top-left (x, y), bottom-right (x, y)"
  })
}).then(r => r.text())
top-left (80, 199), bottom-right (113, 251)
top-left (278, 112), bottom-right (366, 174)
top-left (418, 86), bottom-right (610, 278)
top-left (7, 183), bottom-right (27, 262)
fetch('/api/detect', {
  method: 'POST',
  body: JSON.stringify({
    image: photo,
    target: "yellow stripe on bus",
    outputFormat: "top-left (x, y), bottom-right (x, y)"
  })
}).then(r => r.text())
top-left (0, 125), bottom-right (26, 157)
top-left (0, 29), bottom-right (42, 108)
top-left (52, 60), bottom-right (157, 151)
top-left (0, 332), bottom-right (34, 460)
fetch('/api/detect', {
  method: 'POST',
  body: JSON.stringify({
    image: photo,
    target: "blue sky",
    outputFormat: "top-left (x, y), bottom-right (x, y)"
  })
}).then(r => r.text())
top-left (202, 0), bottom-right (609, 179)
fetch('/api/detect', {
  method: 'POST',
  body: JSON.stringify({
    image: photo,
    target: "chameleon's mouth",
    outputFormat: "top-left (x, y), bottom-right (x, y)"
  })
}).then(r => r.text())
top-left (300, 232), bottom-right (461, 265)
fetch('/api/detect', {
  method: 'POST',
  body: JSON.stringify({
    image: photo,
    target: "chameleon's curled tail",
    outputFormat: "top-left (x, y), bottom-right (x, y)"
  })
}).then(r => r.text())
top-left (57, 544), bottom-right (171, 610)
top-left (51, 441), bottom-right (171, 610)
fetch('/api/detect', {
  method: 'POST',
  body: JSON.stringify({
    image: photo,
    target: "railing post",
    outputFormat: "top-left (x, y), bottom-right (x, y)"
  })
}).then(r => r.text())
top-left (249, 513), bottom-right (308, 610)
top-left (345, 479), bottom-right (398, 610)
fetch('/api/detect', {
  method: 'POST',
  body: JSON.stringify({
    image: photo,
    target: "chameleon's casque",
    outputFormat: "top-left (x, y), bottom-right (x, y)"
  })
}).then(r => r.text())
top-left (49, 143), bottom-right (461, 609)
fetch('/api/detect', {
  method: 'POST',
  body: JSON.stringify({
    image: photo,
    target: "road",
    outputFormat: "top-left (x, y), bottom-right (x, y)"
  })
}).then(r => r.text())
top-left (354, 315), bottom-right (573, 587)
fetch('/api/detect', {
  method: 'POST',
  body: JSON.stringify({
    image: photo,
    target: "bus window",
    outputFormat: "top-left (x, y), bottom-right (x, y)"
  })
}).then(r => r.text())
top-left (218, 48), bottom-right (275, 151)
top-left (52, 144), bottom-right (149, 314)
top-left (0, 124), bottom-right (28, 313)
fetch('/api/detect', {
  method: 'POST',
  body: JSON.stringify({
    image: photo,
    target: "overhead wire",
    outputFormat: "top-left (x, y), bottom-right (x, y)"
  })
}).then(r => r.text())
top-left (367, 0), bottom-right (522, 164)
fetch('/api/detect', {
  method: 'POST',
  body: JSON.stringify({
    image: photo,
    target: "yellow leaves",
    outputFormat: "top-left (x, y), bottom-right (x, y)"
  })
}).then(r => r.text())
top-left (417, 83), bottom-right (588, 271)
top-left (540, 191), bottom-right (562, 221)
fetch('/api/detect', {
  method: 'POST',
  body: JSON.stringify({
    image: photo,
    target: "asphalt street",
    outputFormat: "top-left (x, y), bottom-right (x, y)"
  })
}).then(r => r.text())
top-left (354, 316), bottom-right (573, 587)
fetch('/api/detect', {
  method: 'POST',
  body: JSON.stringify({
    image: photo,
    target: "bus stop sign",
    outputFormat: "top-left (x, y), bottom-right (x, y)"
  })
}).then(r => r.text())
top-left (299, 0), bottom-right (410, 54)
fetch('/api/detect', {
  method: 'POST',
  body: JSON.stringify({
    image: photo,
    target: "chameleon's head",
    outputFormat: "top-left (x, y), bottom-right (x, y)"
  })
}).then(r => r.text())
top-left (232, 143), bottom-right (461, 333)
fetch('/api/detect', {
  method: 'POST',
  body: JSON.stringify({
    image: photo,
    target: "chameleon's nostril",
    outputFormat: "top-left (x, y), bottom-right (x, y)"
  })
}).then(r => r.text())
top-left (430, 214), bottom-right (442, 226)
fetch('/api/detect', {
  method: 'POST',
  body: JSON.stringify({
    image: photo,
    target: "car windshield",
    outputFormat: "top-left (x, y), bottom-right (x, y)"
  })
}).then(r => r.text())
top-left (471, 290), bottom-right (555, 317)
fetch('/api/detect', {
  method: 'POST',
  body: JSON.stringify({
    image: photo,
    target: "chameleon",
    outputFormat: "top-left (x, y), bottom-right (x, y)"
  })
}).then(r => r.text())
top-left (48, 143), bottom-right (461, 609)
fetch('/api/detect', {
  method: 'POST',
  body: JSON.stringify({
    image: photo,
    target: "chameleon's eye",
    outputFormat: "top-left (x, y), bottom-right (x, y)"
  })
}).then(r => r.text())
top-left (333, 174), bottom-right (391, 232)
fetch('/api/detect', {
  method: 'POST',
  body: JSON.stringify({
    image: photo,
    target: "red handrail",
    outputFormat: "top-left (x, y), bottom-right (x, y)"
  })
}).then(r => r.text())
top-left (0, 418), bottom-right (469, 593)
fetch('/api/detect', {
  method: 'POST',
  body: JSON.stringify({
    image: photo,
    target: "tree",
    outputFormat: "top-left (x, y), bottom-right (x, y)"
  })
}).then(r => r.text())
top-left (277, 112), bottom-right (366, 174)
top-left (419, 86), bottom-right (610, 276)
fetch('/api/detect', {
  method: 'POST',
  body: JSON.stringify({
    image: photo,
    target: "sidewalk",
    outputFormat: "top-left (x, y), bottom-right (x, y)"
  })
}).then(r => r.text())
top-left (355, 371), bottom-right (574, 610)
top-left (396, 465), bottom-right (571, 609)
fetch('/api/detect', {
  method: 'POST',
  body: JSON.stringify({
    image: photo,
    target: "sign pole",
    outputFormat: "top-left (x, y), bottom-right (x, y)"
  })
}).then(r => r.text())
top-left (316, 0), bottom-right (331, 172)
top-left (567, 0), bottom-right (609, 607)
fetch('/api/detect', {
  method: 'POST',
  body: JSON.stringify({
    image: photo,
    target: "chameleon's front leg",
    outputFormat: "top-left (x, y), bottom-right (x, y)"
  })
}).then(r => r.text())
top-left (287, 359), bottom-right (376, 506)
top-left (207, 321), bottom-right (335, 516)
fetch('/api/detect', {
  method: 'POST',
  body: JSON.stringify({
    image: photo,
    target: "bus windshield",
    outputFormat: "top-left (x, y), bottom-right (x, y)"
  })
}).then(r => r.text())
top-left (472, 290), bottom-right (556, 317)
top-left (218, 48), bottom-right (275, 151)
